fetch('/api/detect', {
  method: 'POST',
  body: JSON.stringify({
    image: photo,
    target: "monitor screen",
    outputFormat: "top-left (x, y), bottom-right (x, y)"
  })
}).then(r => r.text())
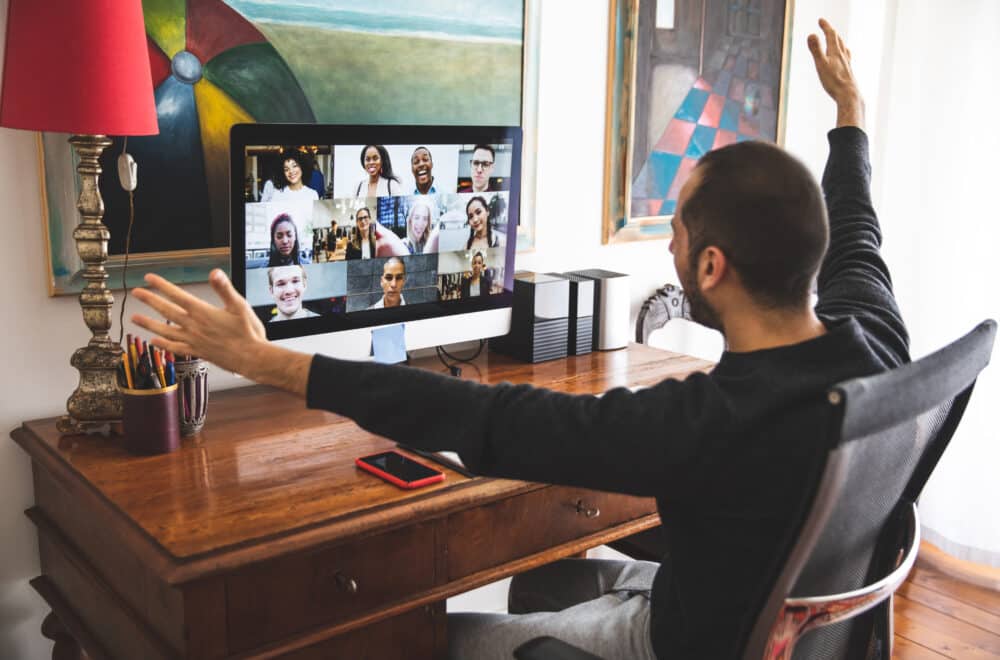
top-left (230, 125), bottom-right (521, 342)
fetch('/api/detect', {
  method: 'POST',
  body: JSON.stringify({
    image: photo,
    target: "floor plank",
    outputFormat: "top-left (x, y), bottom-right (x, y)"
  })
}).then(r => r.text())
top-left (900, 580), bottom-right (1000, 634)
top-left (892, 558), bottom-right (1000, 659)
top-left (892, 635), bottom-right (949, 659)
top-left (908, 565), bottom-right (1000, 617)
top-left (895, 594), bottom-right (1000, 656)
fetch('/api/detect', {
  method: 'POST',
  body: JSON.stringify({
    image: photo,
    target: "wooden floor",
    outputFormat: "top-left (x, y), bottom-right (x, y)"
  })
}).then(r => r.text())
top-left (894, 559), bottom-right (1000, 658)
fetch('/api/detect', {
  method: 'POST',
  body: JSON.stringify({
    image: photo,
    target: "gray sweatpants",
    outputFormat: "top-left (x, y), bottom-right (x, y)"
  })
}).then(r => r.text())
top-left (448, 559), bottom-right (659, 660)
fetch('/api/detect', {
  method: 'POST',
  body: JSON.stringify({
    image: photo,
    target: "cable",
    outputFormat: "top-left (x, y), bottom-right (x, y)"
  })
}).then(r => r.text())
top-left (117, 137), bottom-right (136, 348)
top-left (435, 339), bottom-right (486, 376)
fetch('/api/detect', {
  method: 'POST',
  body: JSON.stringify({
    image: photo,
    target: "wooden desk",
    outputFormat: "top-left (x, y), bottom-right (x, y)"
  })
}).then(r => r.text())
top-left (12, 344), bottom-right (711, 659)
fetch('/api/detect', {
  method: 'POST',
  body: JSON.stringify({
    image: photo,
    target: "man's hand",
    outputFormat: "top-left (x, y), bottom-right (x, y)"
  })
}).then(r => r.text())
top-left (808, 18), bottom-right (864, 129)
top-left (373, 222), bottom-right (410, 257)
top-left (131, 269), bottom-right (267, 376)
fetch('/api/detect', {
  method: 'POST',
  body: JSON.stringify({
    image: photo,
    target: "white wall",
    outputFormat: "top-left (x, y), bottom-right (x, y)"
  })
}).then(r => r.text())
top-left (2, 0), bottom-right (997, 656)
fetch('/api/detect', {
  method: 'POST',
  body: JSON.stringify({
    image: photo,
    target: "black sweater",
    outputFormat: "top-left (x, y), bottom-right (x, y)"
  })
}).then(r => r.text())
top-left (306, 128), bottom-right (909, 658)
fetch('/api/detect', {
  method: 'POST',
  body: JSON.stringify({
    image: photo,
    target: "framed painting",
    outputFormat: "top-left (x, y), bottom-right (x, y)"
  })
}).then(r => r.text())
top-left (40, 0), bottom-right (540, 295)
top-left (603, 0), bottom-right (793, 243)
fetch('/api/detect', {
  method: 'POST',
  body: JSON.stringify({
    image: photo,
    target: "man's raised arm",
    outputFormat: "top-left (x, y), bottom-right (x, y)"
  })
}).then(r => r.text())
top-left (809, 19), bottom-right (909, 365)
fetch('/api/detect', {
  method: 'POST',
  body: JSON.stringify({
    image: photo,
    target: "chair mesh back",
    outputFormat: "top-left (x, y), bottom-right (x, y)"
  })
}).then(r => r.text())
top-left (741, 320), bottom-right (996, 660)
top-left (790, 403), bottom-right (951, 659)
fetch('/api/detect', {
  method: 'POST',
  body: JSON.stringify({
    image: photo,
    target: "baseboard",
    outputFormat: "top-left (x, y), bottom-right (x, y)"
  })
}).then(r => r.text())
top-left (918, 540), bottom-right (1000, 592)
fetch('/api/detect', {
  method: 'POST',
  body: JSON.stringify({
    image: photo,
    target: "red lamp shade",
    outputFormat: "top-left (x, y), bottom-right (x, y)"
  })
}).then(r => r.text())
top-left (0, 0), bottom-right (158, 135)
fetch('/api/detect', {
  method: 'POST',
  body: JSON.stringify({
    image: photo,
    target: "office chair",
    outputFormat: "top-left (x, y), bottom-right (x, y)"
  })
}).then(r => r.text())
top-left (514, 320), bottom-right (996, 660)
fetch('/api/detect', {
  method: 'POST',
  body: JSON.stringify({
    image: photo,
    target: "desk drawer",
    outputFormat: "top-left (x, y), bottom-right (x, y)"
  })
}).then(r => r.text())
top-left (446, 486), bottom-right (655, 580)
top-left (226, 522), bottom-right (435, 653)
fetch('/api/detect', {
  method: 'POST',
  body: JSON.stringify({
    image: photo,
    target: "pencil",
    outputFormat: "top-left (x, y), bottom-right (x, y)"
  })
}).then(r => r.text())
top-left (122, 351), bottom-right (134, 389)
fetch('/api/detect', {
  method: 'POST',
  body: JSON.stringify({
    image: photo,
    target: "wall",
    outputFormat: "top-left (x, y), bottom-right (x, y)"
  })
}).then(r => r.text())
top-left (2, 0), bottom-right (996, 656)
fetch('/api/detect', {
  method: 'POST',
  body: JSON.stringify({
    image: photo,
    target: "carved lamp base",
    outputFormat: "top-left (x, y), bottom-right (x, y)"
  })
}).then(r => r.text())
top-left (58, 134), bottom-right (123, 435)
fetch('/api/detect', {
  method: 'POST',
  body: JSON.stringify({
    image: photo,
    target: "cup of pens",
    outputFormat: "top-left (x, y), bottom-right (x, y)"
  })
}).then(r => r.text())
top-left (119, 336), bottom-right (180, 455)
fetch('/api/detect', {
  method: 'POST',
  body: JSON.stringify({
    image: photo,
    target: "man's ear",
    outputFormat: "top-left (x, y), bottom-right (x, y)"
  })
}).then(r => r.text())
top-left (698, 246), bottom-right (728, 291)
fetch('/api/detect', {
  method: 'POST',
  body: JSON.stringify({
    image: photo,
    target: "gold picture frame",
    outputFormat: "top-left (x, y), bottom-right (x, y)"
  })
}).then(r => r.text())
top-left (602, 0), bottom-right (794, 244)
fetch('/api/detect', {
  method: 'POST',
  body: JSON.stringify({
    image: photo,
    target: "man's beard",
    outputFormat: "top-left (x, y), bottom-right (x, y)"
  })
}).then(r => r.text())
top-left (679, 263), bottom-right (723, 332)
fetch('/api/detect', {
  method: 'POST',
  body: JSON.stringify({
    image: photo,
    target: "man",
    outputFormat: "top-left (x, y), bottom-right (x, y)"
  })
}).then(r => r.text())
top-left (324, 219), bottom-right (339, 259)
top-left (133, 21), bottom-right (906, 659)
top-left (460, 144), bottom-right (495, 193)
top-left (268, 265), bottom-right (319, 321)
top-left (411, 146), bottom-right (436, 194)
top-left (369, 257), bottom-right (406, 309)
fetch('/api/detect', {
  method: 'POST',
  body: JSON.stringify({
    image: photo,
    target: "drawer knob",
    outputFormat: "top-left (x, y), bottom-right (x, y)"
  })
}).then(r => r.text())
top-left (335, 572), bottom-right (359, 594)
top-left (575, 499), bottom-right (601, 519)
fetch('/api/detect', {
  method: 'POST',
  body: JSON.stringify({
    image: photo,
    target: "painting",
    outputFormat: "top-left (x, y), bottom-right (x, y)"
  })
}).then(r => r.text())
top-left (40, 0), bottom-right (540, 295)
top-left (603, 0), bottom-right (792, 243)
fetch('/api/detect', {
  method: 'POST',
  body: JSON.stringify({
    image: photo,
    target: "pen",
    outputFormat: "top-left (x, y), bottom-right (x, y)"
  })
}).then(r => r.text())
top-left (122, 351), bottom-right (134, 389)
top-left (129, 343), bottom-right (139, 385)
top-left (154, 349), bottom-right (167, 387)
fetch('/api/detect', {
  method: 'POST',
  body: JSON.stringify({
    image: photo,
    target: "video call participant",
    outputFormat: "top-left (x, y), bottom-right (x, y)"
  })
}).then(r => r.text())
top-left (355, 144), bottom-right (402, 197)
top-left (460, 252), bottom-right (492, 298)
top-left (262, 151), bottom-right (319, 205)
top-left (267, 214), bottom-right (310, 267)
top-left (133, 20), bottom-right (890, 660)
top-left (267, 265), bottom-right (319, 322)
top-left (402, 199), bottom-right (434, 255)
top-left (459, 144), bottom-right (495, 193)
top-left (345, 207), bottom-right (377, 260)
top-left (411, 146), bottom-right (436, 194)
top-left (324, 219), bottom-right (340, 259)
top-left (466, 196), bottom-right (502, 249)
top-left (369, 257), bottom-right (406, 309)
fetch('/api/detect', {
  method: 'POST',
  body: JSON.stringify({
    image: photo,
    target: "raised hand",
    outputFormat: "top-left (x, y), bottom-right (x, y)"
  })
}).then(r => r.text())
top-left (131, 269), bottom-right (267, 375)
top-left (807, 18), bottom-right (864, 128)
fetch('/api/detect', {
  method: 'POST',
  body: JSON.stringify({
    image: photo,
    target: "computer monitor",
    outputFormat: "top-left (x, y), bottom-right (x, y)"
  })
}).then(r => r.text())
top-left (230, 124), bottom-right (521, 360)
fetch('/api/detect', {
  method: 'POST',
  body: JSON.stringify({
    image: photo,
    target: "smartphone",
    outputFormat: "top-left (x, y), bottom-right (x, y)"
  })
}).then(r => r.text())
top-left (355, 450), bottom-right (445, 489)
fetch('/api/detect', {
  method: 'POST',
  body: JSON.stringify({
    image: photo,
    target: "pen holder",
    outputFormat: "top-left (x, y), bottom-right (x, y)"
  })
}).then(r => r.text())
top-left (121, 384), bottom-right (180, 455)
top-left (175, 358), bottom-right (209, 437)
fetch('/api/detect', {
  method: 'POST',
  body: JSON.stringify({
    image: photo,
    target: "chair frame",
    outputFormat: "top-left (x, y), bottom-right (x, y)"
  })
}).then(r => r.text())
top-left (743, 320), bottom-right (996, 659)
top-left (761, 503), bottom-right (919, 660)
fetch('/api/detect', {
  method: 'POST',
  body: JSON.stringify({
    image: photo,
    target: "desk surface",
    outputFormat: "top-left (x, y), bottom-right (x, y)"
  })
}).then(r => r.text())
top-left (15, 344), bottom-right (710, 571)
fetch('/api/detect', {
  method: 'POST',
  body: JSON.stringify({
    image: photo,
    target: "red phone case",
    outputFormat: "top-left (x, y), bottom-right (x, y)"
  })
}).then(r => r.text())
top-left (355, 451), bottom-right (445, 489)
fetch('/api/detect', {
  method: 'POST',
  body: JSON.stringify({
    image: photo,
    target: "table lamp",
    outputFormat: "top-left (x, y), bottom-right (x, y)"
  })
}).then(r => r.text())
top-left (0, 0), bottom-right (158, 433)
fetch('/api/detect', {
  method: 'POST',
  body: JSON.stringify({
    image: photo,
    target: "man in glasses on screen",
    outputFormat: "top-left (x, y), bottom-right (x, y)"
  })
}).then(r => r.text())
top-left (460, 144), bottom-right (496, 193)
top-left (370, 257), bottom-right (407, 309)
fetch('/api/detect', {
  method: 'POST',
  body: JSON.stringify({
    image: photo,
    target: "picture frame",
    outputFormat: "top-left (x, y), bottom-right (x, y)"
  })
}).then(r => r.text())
top-left (39, 0), bottom-right (541, 296)
top-left (602, 0), bottom-right (793, 244)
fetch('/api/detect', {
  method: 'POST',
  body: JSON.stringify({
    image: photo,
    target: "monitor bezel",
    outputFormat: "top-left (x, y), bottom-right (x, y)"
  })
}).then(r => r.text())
top-left (230, 123), bottom-right (521, 342)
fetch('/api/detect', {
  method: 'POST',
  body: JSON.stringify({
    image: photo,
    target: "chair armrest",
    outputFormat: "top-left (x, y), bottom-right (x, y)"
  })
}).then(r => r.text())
top-left (513, 636), bottom-right (605, 660)
top-left (764, 503), bottom-right (920, 659)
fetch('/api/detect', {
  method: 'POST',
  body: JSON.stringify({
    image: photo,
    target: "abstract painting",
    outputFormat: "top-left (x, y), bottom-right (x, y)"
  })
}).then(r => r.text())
top-left (603, 0), bottom-right (792, 243)
top-left (41, 0), bottom-right (537, 294)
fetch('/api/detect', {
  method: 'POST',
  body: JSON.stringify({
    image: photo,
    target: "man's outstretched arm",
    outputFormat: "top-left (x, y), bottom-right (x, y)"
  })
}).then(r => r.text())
top-left (132, 270), bottom-right (708, 497)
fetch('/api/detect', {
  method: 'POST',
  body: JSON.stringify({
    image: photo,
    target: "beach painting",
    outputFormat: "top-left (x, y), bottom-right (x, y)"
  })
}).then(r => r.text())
top-left (40, 0), bottom-right (529, 295)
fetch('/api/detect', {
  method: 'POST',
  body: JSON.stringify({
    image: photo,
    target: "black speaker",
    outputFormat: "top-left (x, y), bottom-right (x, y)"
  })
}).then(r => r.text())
top-left (491, 271), bottom-right (569, 363)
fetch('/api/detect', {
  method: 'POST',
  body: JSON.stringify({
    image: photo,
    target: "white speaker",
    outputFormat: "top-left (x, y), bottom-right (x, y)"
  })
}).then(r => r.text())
top-left (565, 269), bottom-right (630, 350)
